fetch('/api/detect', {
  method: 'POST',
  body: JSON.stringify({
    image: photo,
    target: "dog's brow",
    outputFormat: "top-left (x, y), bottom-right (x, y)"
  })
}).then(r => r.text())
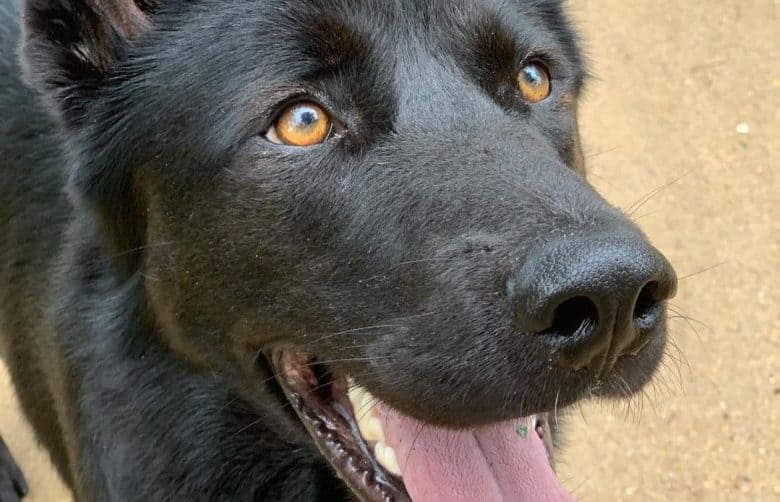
top-left (277, 6), bottom-right (398, 147)
top-left (295, 15), bottom-right (368, 72)
top-left (473, 14), bottom-right (521, 69)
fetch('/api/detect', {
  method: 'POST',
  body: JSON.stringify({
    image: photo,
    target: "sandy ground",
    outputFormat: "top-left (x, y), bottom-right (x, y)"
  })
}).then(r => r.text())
top-left (1, 0), bottom-right (778, 501)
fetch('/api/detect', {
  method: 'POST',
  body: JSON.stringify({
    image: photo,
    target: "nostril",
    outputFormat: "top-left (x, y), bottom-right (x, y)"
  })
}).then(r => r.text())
top-left (539, 296), bottom-right (599, 337)
top-left (633, 281), bottom-right (664, 329)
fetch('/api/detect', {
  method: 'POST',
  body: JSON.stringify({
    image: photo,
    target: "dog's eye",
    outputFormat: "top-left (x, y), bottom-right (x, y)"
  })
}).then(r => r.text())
top-left (517, 62), bottom-right (551, 103)
top-left (266, 102), bottom-right (332, 146)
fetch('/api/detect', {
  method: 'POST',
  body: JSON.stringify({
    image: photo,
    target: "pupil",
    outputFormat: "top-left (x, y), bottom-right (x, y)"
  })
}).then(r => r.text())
top-left (524, 66), bottom-right (541, 86)
top-left (296, 108), bottom-right (317, 127)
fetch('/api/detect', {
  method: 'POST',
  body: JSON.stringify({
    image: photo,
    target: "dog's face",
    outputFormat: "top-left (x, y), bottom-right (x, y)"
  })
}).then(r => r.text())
top-left (24, 0), bottom-right (677, 499)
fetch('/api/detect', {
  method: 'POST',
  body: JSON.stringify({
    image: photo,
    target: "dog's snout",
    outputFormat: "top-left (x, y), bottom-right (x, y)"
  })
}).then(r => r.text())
top-left (507, 233), bottom-right (677, 375)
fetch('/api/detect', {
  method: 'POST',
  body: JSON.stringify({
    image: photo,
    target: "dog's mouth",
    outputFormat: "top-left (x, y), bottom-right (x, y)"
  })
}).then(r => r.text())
top-left (270, 349), bottom-right (572, 501)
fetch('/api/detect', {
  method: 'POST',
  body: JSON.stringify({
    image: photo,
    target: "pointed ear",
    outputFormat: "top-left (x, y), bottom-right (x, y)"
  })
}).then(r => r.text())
top-left (22, 0), bottom-right (160, 275)
top-left (22, 0), bottom-right (157, 124)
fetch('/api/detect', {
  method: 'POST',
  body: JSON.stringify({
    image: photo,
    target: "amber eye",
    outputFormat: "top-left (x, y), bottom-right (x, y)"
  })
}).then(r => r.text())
top-left (517, 62), bottom-right (552, 103)
top-left (266, 102), bottom-right (332, 146)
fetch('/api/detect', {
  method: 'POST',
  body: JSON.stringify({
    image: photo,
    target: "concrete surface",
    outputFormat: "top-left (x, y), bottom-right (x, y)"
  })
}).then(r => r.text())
top-left (1, 0), bottom-right (778, 500)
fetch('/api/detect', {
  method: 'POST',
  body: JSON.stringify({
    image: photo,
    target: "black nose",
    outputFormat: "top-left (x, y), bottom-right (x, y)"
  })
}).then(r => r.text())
top-left (507, 233), bottom-right (677, 376)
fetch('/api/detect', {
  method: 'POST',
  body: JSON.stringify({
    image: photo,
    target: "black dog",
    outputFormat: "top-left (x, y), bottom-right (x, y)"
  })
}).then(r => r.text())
top-left (0, 0), bottom-right (677, 500)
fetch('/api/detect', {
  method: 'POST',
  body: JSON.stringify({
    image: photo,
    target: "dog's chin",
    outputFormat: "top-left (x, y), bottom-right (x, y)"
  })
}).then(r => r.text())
top-left (268, 349), bottom-right (572, 502)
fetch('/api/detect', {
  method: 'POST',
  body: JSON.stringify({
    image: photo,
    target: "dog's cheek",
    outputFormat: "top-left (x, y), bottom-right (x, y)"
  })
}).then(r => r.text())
top-left (139, 172), bottom-right (334, 358)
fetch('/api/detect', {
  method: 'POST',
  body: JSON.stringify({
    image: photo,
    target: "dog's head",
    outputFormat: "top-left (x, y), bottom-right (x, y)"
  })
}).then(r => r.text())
top-left (23, 0), bottom-right (676, 499)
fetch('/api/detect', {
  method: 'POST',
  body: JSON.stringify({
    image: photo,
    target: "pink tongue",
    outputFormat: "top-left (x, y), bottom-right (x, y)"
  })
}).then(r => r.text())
top-left (379, 406), bottom-right (573, 502)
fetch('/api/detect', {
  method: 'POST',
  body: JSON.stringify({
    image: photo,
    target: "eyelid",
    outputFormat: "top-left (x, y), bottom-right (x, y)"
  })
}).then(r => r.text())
top-left (263, 94), bottom-right (312, 132)
top-left (264, 93), bottom-right (345, 129)
top-left (518, 50), bottom-right (567, 82)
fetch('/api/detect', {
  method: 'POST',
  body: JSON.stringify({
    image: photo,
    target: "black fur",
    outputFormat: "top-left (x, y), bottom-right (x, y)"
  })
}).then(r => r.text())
top-left (0, 438), bottom-right (28, 502)
top-left (0, 0), bottom-right (671, 500)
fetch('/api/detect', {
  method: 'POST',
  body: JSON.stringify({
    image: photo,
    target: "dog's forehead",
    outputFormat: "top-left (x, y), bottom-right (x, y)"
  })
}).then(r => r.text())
top-left (256, 0), bottom-right (571, 47)
top-left (140, 0), bottom-right (582, 97)
top-left (243, 0), bottom-right (583, 93)
top-left (255, 0), bottom-right (583, 124)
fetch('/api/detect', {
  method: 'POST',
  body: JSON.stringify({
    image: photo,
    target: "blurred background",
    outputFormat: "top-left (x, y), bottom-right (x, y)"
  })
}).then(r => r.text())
top-left (1, 0), bottom-right (778, 500)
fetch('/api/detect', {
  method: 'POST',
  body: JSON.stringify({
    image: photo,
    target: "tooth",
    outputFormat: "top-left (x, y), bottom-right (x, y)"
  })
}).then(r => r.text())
top-left (347, 386), bottom-right (401, 478)
top-left (348, 386), bottom-right (371, 412)
top-left (348, 386), bottom-right (384, 441)
top-left (374, 442), bottom-right (403, 478)
top-left (348, 385), bottom-right (379, 418)
top-left (358, 416), bottom-right (385, 443)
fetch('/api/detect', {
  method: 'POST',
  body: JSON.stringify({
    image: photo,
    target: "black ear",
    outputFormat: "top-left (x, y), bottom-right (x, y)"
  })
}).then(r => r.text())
top-left (22, 0), bottom-right (157, 124)
top-left (22, 0), bottom-right (160, 275)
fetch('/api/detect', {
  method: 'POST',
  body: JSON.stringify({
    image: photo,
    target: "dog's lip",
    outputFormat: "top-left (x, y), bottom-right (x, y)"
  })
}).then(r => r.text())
top-left (267, 348), bottom-right (560, 501)
top-left (269, 348), bottom-right (411, 502)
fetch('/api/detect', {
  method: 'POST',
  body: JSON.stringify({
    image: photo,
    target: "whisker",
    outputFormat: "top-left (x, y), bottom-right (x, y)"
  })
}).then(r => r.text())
top-left (585, 145), bottom-right (623, 159)
top-left (667, 311), bottom-right (708, 333)
top-left (298, 324), bottom-right (404, 348)
top-left (585, 170), bottom-right (620, 190)
top-left (677, 261), bottom-right (727, 281)
top-left (109, 241), bottom-right (177, 259)
top-left (626, 169), bottom-right (694, 216)
top-left (298, 312), bottom-right (438, 348)
top-left (405, 421), bottom-right (427, 469)
top-left (667, 303), bottom-right (710, 342)
top-left (304, 356), bottom-right (395, 366)
top-left (356, 397), bottom-right (382, 423)
top-left (663, 340), bottom-right (689, 393)
top-left (657, 356), bottom-right (683, 395)
top-left (631, 209), bottom-right (664, 221)
top-left (666, 336), bottom-right (691, 375)
top-left (645, 379), bottom-right (660, 415)
top-left (358, 258), bottom-right (453, 282)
